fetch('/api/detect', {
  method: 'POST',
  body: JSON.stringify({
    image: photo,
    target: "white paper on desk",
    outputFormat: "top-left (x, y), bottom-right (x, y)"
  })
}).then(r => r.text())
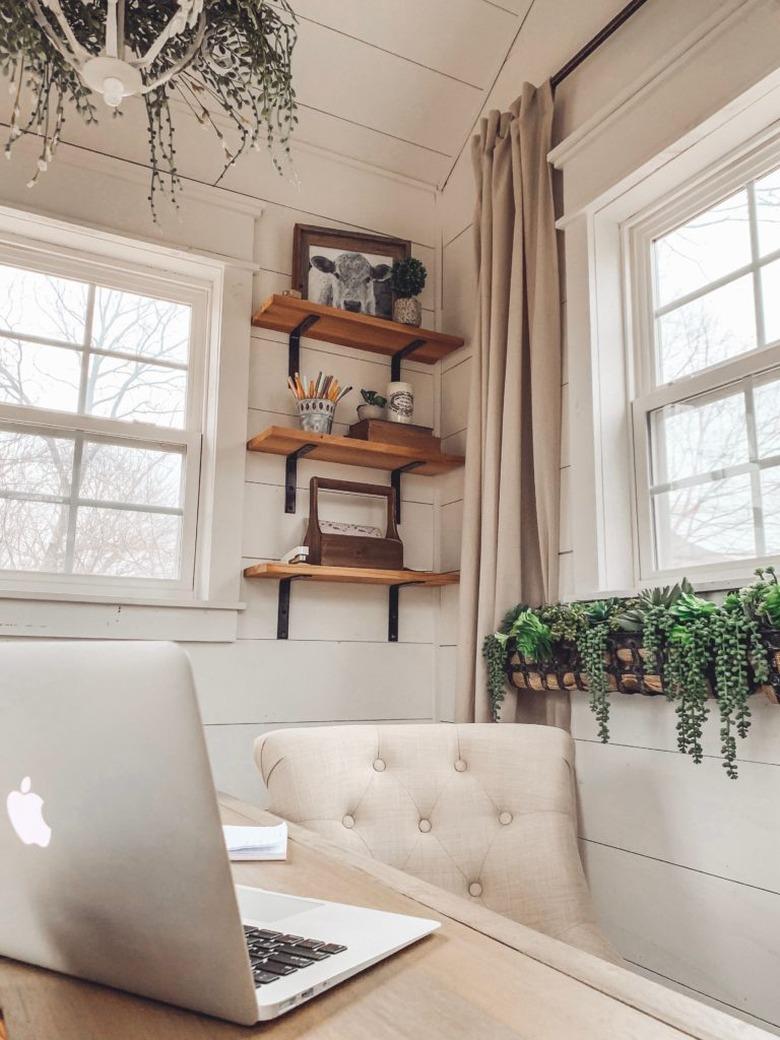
top-left (223, 822), bottom-right (288, 861)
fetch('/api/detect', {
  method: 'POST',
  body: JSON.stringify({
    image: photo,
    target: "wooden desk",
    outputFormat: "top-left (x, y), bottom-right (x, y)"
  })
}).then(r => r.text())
top-left (0, 794), bottom-right (769, 1040)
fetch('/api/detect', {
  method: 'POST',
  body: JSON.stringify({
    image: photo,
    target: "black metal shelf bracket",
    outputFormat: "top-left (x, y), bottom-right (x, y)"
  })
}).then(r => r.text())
top-left (288, 314), bottom-right (321, 378)
top-left (390, 461), bottom-right (425, 524)
top-left (388, 581), bottom-right (424, 643)
top-left (390, 338), bottom-right (426, 382)
top-left (277, 574), bottom-right (312, 639)
top-left (285, 443), bottom-right (317, 514)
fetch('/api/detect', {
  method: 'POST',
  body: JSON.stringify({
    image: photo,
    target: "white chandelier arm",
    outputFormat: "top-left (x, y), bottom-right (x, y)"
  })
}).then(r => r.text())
top-left (105, 0), bottom-right (120, 59)
top-left (31, 0), bottom-right (91, 64)
top-left (131, 0), bottom-right (204, 70)
top-left (139, 12), bottom-right (207, 93)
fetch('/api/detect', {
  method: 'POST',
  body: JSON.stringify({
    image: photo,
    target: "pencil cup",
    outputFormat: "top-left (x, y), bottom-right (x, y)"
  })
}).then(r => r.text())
top-left (297, 397), bottom-right (335, 434)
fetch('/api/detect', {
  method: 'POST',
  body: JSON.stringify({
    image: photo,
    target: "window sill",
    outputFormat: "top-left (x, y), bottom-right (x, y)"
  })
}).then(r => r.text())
top-left (0, 592), bottom-right (243, 642)
top-left (0, 587), bottom-right (245, 610)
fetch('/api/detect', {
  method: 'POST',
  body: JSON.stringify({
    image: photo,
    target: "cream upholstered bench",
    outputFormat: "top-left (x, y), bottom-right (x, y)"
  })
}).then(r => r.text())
top-left (254, 723), bottom-right (620, 963)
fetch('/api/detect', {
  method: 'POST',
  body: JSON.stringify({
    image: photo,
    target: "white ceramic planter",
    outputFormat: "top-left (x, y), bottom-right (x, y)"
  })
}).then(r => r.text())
top-left (386, 381), bottom-right (414, 424)
top-left (357, 404), bottom-right (385, 421)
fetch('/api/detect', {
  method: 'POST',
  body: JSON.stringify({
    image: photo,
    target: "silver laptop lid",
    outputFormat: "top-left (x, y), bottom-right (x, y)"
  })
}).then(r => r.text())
top-left (0, 640), bottom-right (258, 1025)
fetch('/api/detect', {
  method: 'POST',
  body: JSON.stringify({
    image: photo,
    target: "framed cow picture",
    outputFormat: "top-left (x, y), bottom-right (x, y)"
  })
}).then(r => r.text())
top-left (292, 224), bottom-right (411, 320)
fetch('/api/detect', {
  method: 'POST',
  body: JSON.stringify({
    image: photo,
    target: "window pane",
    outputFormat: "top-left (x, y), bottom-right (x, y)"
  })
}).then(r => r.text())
top-left (761, 467), bottom-right (780, 553)
top-left (0, 430), bottom-right (73, 496)
top-left (0, 498), bottom-right (68, 573)
top-left (653, 473), bottom-right (755, 569)
top-left (92, 287), bottom-right (190, 364)
top-left (654, 190), bottom-right (751, 306)
top-left (754, 167), bottom-right (780, 257)
top-left (760, 257), bottom-right (780, 346)
top-left (85, 354), bottom-right (186, 427)
top-left (650, 391), bottom-right (748, 485)
top-left (0, 264), bottom-right (88, 344)
top-left (0, 339), bottom-right (81, 413)
top-left (656, 274), bottom-right (756, 382)
top-left (73, 507), bottom-right (181, 579)
top-left (80, 442), bottom-right (183, 508)
top-left (755, 374), bottom-right (780, 457)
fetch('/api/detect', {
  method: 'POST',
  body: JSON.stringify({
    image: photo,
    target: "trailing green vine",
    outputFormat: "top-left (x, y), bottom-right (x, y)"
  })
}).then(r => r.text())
top-left (579, 619), bottom-right (610, 742)
top-left (483, 632), bottom-right (508, 722)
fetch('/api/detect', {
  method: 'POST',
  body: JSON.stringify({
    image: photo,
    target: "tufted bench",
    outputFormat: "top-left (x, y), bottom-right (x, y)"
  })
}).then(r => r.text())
top-left (253, 723), bottom-right (620, 963)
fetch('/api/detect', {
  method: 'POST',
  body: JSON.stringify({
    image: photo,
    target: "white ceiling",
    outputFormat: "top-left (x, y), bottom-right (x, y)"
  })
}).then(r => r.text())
top-left (286, 0), bottom-right (630, 187)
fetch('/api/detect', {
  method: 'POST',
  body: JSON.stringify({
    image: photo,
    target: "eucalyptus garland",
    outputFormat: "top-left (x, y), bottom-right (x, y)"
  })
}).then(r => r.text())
top-left (0, 1), bottom-right (298, 217)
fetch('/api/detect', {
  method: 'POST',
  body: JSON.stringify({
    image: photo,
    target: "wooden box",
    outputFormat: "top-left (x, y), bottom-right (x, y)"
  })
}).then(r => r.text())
top-left (348, 419), bottom-right (440, 453)
top-left (304, 477), bottom-right (403, 569)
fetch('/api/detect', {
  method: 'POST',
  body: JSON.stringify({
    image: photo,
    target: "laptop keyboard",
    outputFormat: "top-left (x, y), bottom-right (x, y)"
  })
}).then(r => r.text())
top-left (244, 925), bottom-right (348, 987)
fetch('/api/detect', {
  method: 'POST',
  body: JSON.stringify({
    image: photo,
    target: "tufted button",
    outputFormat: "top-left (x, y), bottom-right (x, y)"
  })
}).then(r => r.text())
top-left (468, 881), bottom-right (483, 898)
top-left (373, 758), bottom-right (386, 772)
top-left (454, 759), bottom-right (467, 772)
top-left (418, 818), bottom-right (431, 833)
top-left (342, 814), bottom-right (355, 829)
top-left (498, 811), bottom-right (513, 826)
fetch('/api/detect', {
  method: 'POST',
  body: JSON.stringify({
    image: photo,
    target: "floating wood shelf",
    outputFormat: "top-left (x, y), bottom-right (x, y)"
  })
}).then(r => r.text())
top-left (248, 426), bottom-right (464, 475)
top-left (243, 563), bottom-right (460, 642)
top-left (248, 426), bottom-right (464, 520)
top-left (252, 295), bottom-right (464, 368)
top-left (244, 563), bottom-right (460, 586)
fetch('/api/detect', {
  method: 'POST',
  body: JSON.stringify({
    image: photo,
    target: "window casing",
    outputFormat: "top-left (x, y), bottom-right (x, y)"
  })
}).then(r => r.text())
top-left (630, 149), bottom-right (780, 584)
top-left (0, 239), bottom-right (209, 598)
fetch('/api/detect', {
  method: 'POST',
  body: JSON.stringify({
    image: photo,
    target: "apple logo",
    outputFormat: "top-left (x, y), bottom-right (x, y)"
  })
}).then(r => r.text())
top-left (6, 777), bottom-right (52, 848)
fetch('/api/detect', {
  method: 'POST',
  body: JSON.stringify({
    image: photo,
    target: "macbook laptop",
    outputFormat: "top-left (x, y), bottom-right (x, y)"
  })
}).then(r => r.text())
top-left (0, 641), bottom-right (438, 1024)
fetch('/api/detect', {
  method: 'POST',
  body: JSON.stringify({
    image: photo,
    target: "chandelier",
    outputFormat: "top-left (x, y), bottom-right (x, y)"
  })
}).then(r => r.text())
top-left (1, 1), bottom-right (298, 216)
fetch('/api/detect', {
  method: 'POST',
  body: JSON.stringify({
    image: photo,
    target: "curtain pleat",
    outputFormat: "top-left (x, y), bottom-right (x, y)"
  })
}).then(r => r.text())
top-left (455, 82), bottom-right (568, 729)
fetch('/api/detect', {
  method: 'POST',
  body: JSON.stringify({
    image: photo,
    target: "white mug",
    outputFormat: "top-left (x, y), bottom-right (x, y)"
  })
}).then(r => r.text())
top-left (386, 381), bottom-right (414, 424)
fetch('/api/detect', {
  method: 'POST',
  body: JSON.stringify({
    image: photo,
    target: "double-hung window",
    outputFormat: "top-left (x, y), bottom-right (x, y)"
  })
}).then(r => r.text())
top-left (0, 242), bottom-right (206, 596)
top-left (631, 160), bottom-right (780, 582)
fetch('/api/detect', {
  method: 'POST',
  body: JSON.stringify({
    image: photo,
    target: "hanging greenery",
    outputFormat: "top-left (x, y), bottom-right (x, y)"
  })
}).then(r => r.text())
top-left (482, 571), bottom-right (778, 777)
top-left (0, 1), bottom-right (298, 217)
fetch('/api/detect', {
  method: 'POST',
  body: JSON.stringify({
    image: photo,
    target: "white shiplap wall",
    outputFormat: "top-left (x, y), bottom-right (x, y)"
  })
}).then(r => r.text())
top-left (0, 72), bottom-right (443, 805)
top-left (435, 0), bottom-right (780, 1032)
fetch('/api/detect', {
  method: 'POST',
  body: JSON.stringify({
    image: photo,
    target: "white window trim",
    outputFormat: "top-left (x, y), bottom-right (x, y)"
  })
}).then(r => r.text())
top-left (0, 236), bottom-right (208, 600)
top-left (0, 205), bottom-right (253, 634)
top-left (560, 97), bottom-right (780, 600)
top-left (628, 135), bottom-right (780, 586)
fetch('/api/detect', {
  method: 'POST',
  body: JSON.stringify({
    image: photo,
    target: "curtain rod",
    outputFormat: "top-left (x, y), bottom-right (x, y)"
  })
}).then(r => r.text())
top-left (550, 0), bottom-right (650, 91)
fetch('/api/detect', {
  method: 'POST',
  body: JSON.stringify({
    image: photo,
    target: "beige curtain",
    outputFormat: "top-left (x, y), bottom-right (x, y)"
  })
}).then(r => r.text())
top-left (455, 81), bottom-right (568, 729)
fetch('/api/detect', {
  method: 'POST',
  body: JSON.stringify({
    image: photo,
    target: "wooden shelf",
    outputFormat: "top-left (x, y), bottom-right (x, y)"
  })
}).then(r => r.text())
top-left (247, 426), bottom-right (464, 476)
top-left (243, 563), bottom-right (460, 587)
top-left (245, 563), bottom-right (459, 640)
top-left (252, 295), bottom-right (464, 366)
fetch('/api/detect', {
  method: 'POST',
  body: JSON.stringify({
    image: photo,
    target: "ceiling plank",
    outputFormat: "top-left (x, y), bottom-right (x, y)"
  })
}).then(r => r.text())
top-left (292, 20), bottom-right (480, 156)
top-left (291, 0), bottom-right (518, 89)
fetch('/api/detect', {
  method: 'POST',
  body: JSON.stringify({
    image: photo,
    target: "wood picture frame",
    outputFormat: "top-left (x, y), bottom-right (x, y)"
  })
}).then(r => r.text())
top-left (292, 224), bottom-right (411, 320)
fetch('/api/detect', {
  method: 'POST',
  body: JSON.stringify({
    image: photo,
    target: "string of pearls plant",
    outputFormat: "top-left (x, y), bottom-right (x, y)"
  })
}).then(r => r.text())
top-left (0, 0), bottom-right (298, 217)
top-left (482, 570), bottom-right (780, 778)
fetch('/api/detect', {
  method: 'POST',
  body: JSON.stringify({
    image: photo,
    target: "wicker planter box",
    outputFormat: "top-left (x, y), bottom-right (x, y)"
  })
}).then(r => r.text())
top-left (507, 633), bottom-right (674, 698)
top-left (507, 628), bottom-right (780, 703)
top-left (755, 627), bottom-right (780, 704)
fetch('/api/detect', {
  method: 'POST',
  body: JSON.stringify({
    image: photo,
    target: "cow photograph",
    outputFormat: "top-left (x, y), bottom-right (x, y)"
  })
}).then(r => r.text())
top-left (308, 247), bottom-right (392, 317)
top-left (292, 224), bottom-right (410, 321)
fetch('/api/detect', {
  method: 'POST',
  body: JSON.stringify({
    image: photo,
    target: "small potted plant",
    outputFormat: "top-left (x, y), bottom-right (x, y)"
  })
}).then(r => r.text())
top-left (357, 389), bottom-right (386, 421)
top-left (391, 257), bottom-right (427, 326)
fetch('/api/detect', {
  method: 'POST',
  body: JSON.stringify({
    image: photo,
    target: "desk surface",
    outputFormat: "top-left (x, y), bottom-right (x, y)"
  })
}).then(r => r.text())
top-left (0, 794), bottom-right (769, 1040)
